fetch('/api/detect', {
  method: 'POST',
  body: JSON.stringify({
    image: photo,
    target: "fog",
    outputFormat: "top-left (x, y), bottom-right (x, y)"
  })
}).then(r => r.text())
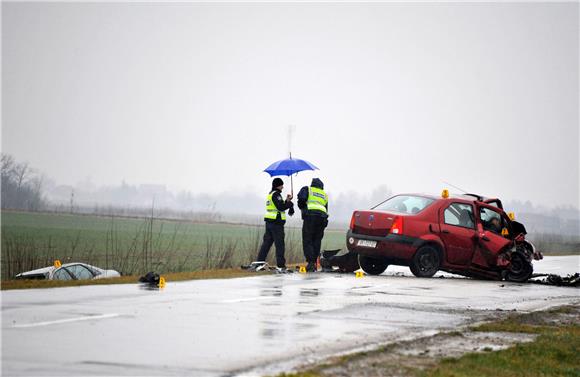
top-left (2, 2), bottom-right (579, 211)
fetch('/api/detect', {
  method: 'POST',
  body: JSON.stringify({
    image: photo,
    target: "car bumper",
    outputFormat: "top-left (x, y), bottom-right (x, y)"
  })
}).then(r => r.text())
top-left (346, 230), bottom-right (417, 259)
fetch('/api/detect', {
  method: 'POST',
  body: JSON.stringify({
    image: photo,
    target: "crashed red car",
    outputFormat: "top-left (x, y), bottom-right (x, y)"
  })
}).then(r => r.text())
top-left (346, 193), bottom-right (542, 282)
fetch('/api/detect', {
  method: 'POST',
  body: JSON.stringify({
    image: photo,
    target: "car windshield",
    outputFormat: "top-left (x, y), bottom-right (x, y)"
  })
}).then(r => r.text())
top-left (66, 264), bottom-right (95, 280)
top-left (373, 195), bottom-right (435, 214)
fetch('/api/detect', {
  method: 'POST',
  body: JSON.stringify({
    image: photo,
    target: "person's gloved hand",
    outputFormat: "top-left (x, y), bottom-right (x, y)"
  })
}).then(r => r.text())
top-left (288, 207), bottom-right (295, 216)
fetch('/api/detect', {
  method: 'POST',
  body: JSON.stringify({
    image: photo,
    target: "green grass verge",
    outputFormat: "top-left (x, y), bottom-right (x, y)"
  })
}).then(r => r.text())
top-left (422, 325), bottom-right (580, 377)
top-left (1, 269), bottom-right (257, 290)
top-left (422, 305), bottom-right (580, 377)
top-left (276, 306), bottom-right (580, 377)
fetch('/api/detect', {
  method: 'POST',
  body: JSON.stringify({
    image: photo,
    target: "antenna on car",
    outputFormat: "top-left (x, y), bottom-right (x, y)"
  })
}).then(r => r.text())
top-left (443, 181), bottom-right (486, 201)
top-left (442, 181), bottom-right (469, 194)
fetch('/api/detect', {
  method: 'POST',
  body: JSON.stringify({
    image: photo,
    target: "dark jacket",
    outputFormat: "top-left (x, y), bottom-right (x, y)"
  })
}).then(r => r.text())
top-left (298, 178), bottom-right (328, 219)
top-left (265, 188), bottom-right (294, 224)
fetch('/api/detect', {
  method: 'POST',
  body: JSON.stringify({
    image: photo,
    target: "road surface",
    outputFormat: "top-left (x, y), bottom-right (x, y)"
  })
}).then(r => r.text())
top-left (2, 255), bottom-right (579, 376)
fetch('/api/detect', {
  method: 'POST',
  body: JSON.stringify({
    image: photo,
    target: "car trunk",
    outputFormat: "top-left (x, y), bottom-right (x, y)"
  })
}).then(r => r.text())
top-left (352, 210), bottom-right (397, 237)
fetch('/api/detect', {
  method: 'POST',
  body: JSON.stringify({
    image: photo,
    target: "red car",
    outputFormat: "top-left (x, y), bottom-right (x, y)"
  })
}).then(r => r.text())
top-left (346, 192), bottom-right (542, 282)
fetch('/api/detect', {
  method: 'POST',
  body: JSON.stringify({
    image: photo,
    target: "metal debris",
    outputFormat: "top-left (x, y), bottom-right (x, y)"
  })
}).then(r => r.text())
top-left (528, 273), bottom-right (580, 287)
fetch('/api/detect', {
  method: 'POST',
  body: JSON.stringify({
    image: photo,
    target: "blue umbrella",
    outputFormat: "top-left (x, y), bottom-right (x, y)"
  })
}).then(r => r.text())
top-left (263, 155), bottom-right (318, 195)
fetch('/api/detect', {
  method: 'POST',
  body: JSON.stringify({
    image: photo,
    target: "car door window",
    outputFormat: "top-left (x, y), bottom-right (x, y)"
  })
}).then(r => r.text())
top-left (66, 265), bottom-right (94, 280)
top-left (53, 268), bottom-right (73, 280)
top-left (479, 207), bottom-right (505, 234)
top-left (444, 203), bottom-right (475, 229)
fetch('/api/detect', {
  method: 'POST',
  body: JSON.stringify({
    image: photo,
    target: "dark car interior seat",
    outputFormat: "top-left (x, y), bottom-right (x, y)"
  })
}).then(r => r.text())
top-left (396, 203), bottom-right (408, 213)
top-left (458, 209), bottom-right (474, 228)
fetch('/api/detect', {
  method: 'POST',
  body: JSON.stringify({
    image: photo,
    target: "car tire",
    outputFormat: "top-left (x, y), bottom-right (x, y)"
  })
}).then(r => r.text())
top-left (358, 254), bottom-right (388, 275)
top-left (505, 252), bottom-right (533, 282)
top-left (410, 246), bottom-right (441, 278)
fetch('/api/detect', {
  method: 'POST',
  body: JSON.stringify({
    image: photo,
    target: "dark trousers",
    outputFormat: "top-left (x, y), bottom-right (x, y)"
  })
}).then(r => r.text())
top-left (257, 221), bottom-right (286, 268)
top-left (302, 216), bottom-right (327, 263)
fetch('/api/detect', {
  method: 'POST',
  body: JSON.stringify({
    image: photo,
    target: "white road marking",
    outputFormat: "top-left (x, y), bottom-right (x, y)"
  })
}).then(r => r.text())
top-left (222, 296), bottom-right (277, 303)
top-left (13, 313), bottom-right (120, 328)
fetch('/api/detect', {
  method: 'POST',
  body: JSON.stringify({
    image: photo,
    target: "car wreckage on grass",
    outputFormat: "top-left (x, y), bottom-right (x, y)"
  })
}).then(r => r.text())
top-left (15, 262), bottom-right (121, 281)
top-left (335, 191), bottom-right (542, 282)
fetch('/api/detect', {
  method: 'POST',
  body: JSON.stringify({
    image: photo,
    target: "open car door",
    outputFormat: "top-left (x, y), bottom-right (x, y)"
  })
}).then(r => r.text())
top-left (472, 204), bottom-right (511, 267)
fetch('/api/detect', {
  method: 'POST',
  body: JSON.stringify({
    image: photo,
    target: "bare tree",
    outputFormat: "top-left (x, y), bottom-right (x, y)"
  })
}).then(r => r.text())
top-left (1, 154), bottom-right (15, 181)
top-left (13, 162), bottom-right (29, 192)
top-left (1, 154), bottom-right (46, 210)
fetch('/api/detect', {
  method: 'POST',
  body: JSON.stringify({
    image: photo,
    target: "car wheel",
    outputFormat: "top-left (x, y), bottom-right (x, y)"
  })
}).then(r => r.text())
top-left (505, 252), bottom-right (533, 282)
top-left (410, 246), bottom-right (441, 278)
top-left (358, 254), bottom-right (388, 275)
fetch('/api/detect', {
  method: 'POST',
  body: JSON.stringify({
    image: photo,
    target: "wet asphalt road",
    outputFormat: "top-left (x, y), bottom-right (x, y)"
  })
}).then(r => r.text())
top-left (2, 255), bottom-right (579, 376)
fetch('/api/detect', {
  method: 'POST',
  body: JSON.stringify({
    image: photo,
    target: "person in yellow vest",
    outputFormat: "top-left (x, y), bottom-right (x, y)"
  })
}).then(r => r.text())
top-left (256, 178), bottom-right (295, 273)
top-left (297, 178), bottom-right (328, 272)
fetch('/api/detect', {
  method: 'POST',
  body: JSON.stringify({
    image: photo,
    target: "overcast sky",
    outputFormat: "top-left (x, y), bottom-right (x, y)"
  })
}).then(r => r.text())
top-left (2, 2), bottom-right (579, 208)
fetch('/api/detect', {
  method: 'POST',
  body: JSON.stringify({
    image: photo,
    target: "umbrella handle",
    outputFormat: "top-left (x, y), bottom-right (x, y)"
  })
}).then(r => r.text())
top-left (290, 174), bottom-right (294, 197)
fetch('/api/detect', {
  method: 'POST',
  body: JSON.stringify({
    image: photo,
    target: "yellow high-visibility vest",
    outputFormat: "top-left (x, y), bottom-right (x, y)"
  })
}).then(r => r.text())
top-left (264, 191), bottom-right (286, 220)
top-left (306, 187), bottom-right (328, 214)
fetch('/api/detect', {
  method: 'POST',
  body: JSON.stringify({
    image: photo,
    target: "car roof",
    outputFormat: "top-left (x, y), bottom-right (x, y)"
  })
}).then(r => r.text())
top-left (399, 193), bottom-right (476, 202)
top-left (399, 193), bottom-right (499, 204)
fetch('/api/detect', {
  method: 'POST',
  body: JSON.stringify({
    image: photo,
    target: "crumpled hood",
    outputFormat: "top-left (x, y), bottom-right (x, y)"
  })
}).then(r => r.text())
top-left (15, 266), bottom-right (55, 278)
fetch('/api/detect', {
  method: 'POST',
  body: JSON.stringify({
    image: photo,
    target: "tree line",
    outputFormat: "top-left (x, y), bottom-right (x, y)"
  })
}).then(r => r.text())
top-left (1, 154), bottom-right (46, 211)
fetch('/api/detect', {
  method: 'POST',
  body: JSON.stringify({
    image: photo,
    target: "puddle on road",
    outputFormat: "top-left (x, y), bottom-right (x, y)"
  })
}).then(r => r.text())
top-left (260, 288), bottom-right (283, 297)
top-left (300, 288), bottom-right (320, 297)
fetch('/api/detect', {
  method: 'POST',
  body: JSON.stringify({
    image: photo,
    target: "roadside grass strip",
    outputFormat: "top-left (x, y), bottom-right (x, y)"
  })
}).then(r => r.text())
top-left (1, 269), bottom-right (256, 290)
top-left (424, 323), bottom-right (580, 376)
top-left (275, 305), bottom-right (580, 377)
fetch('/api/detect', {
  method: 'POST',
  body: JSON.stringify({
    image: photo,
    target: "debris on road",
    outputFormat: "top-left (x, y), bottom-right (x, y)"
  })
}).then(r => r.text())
top-left (138, 271), bottom-right (165, 288)
top-left (528, 273), bottom-right (580, 287)
top-left (240, 261), bottom-right (294, 274)
top-left (320, 249), bottom-right (359, 273)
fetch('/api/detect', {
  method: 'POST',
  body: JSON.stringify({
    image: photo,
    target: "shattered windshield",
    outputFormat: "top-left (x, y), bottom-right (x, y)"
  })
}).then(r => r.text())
top-left (373, 195), bottom-right (435, 214)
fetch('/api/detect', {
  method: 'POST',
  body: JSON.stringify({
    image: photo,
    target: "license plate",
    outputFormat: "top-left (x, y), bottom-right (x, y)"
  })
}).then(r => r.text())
top-left (357, 239), bottom-right (377, 248)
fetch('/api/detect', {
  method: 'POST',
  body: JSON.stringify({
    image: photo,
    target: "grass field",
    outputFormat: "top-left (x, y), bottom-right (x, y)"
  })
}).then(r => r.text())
top-left (1, 211), bottom-right (347, 279)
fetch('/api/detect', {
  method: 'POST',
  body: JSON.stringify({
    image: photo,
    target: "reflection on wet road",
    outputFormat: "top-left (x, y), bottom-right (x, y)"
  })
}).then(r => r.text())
top-left (2, 256), bottom-right (579, 376)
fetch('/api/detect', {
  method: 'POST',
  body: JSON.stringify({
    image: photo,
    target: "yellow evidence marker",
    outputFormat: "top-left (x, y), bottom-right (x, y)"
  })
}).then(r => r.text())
top-left (54, 260), bottom-right (62, 268)
top-left (508, 212), bottom-right (516, 220)
top-left (355, 271), bottom-right (364, 278)
top-left (158, 276), bottom-right (166, 289)
top-left (299, 266), bottom-right (307, 273)
top-left (441, 189), bottom-right (449, 199)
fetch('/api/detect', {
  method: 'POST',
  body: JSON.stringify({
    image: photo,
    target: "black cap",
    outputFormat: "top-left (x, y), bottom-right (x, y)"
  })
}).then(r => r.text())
top-left (311, 178), bottom-right (324, 189)
top-left (272, 178), bottom-right (284, 189)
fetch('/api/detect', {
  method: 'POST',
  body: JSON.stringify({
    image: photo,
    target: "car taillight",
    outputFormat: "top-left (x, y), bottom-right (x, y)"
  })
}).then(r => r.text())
top-left (349, 212), bottom-right (356, 230)
top-left (391, 216), bottom-right (403, 235)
